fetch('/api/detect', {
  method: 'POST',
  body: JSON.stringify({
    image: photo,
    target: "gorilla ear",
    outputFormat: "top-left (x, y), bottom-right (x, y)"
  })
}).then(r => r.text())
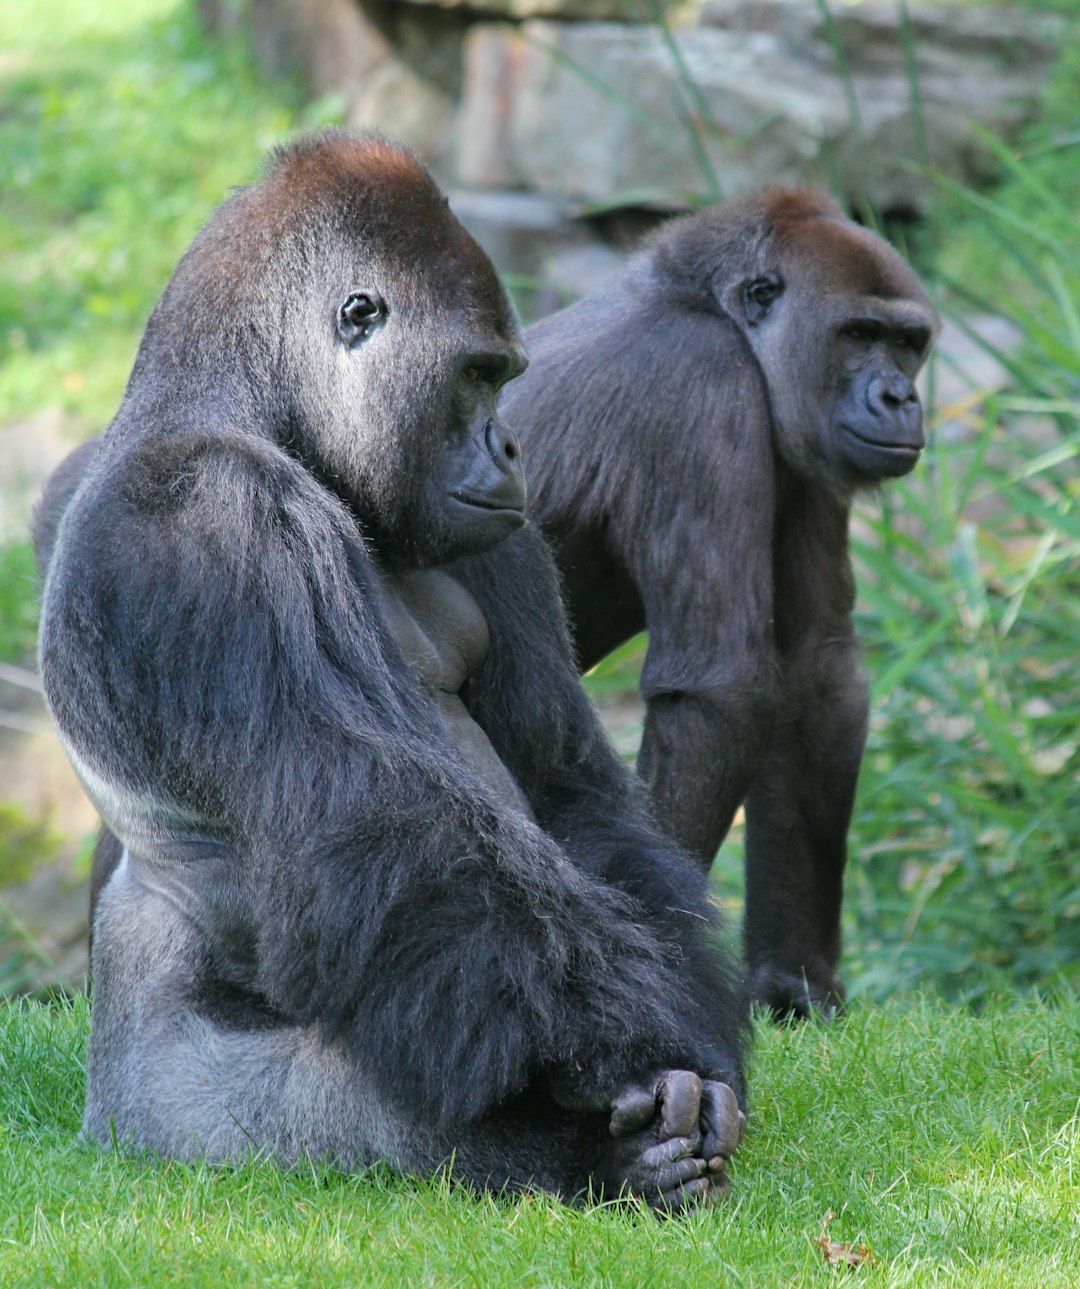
top-left (742, 275), bottom-right (784, 326)
top-left (338, 292), bottom-right (387, 347)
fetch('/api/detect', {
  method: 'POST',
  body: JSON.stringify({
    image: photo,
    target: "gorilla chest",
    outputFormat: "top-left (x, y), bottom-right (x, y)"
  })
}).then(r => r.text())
top-left (379, 570), bottom-right (533, 817)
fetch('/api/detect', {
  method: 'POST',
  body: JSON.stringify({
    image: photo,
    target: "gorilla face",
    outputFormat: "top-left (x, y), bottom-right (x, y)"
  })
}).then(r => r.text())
top-left (726, 217), bottom-right (936, 495)
top-left (322, 278), bottom-right (527, 568)
top-left (281, 166), bottom-right (528, 571)
top-left (827, 315), bottom-right (931, 483)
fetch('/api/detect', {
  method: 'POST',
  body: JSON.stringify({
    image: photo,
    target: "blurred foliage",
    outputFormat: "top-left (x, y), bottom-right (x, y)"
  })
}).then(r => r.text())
top-left (842, 156), bottom-right (1080, 1002)
top-left (934, 44), bottom-right (1080, 298)
top-left (0, 541), bottom-right (38, 661)
top-left (0, 0), bottom-right (304, 428)
top-left (0, 803), bottom-right (61, 887)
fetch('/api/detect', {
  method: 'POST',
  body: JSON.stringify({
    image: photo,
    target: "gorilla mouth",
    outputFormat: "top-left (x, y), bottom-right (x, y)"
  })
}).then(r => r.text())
top-left (450, 491), bottom-right (525, 515)
top-left (844, 427), bottom-right (923, 457)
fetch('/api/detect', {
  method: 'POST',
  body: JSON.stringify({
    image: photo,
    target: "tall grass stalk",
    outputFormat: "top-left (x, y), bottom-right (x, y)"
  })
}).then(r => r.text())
top-left (846, 143), bottom-right (1080, 1001)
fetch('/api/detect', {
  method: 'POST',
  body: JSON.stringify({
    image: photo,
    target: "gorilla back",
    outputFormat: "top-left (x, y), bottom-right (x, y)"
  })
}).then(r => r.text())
top-left (37, 132), bottom-right (747, 1209)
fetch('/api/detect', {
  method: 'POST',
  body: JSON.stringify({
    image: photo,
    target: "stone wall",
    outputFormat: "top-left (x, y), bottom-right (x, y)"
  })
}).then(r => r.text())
top-left (199, 0), bottom-right (1066, 302)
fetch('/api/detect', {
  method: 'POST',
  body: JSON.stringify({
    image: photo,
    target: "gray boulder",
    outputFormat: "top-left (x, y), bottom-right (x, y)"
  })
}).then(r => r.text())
top-left (456, 4), bottom-right (1065, 212)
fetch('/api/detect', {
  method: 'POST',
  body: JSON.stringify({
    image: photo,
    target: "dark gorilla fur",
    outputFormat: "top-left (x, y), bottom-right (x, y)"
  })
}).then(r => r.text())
top-left (34, 132), bottom-right (747, 1208)
top-left (501, 190), bottom-right (937, 1019)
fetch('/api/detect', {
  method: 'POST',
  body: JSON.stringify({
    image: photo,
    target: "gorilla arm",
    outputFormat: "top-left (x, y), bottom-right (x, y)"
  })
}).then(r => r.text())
top-left (41, 432), bottom-right (731, 1132)
top-left (742, 485), bottom-right (868, 1016)
top-left (453, 526), bottom-right (749, 1101)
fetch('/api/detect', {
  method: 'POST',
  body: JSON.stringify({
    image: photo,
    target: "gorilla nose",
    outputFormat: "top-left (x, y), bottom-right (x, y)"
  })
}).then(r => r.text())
top-left (870, 375), bottom-right (917, 412)
top-left (479, 418), bottom-right (526, 511)
top-left (485, 418), bottom-right (520, 470)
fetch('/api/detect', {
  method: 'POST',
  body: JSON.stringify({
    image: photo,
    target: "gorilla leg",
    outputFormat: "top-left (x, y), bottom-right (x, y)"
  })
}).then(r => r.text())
top-left (87, 850), bottom-right (738, 1207)
top-left (742, 639), bottom-right (867, 1016)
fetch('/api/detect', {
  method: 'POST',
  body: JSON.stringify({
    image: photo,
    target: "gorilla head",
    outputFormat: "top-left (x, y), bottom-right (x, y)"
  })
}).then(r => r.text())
top-left (658, 190), bottom-right (936, 492)
top-left (134, 131), bottom-right (528, 570)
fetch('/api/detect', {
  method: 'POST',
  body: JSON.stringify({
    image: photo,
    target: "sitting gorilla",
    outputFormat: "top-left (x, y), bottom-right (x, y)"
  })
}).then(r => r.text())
top-left (35, 131), bottom-right (746, 1210)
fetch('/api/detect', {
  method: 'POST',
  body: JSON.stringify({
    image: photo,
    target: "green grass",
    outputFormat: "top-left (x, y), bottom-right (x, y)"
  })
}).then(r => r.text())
top-left (0, 540), bottom-right (38, 661)
top-left (1, 995), bottom-right (1077, 1286)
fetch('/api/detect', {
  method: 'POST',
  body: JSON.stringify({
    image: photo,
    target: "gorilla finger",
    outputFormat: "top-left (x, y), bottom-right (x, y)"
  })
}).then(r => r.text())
top-left (609, 1084), bottom-right (659, 1138)
top-left (699, 1080), bottom-right (744, 1159)
top-left (633, 1151), bottom-right (707, 1195)
top-left (648, 1175), bottom-right (713, 1214)
top-left (638, 1133), bottom-right (702, 1172)
top-left (658, 1070), bottom-right (702, 1140)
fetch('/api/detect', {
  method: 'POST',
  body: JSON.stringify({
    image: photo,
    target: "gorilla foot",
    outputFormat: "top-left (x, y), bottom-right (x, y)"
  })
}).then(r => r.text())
top-left (602, 1069), bottom-right (745, 1212)
top-left (749, 964), bottom-right (845, 1021)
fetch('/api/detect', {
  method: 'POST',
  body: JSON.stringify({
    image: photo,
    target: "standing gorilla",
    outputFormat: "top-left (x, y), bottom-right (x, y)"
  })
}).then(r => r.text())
top-left (36, 132), bottom-right (748, 1209)
top-left (501, 191), bottom-right (937, 1017)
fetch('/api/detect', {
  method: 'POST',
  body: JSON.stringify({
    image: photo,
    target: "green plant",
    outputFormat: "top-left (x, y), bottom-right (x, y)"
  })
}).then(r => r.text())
top-left (0, 0), bottom-right (302, 429)
top-left (844, 147), bottom-right (1080, 1001)
top-left (0, 541), bottom-right (38, 662)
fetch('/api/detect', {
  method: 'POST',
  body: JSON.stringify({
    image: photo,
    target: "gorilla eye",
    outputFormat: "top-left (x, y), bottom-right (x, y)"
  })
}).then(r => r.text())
top-left (841, 321), bottom-right (884, 345)
top-left (338, 292), bottom-right (386, 347)
top-left (461, 361), bottom-right (507, 387)
top-left (743, 275), bottom-right (784, 325)
top-left (900, 327), bottom-right (932, 353)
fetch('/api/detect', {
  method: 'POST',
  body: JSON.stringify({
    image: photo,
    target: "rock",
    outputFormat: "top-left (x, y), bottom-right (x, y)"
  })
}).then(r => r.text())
top-left (702, 0), bottom-right (1064, 76)
top-left (395, 0), bottom-right (657, 19)
top-left (456, 8), bottom-right (1064, 213)
top-left (198, 0), bottom-right (390, 97)
top-left (448, 189), bottom-right (623, 315)
top-left (199, 0), bottom-right (467, 169)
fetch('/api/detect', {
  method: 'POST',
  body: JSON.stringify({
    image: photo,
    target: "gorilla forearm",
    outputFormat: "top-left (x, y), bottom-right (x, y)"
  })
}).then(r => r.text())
top-left (452, 539), bottom-right (747, 1093)
top-left (258, 799), bottom-right (732, 1127)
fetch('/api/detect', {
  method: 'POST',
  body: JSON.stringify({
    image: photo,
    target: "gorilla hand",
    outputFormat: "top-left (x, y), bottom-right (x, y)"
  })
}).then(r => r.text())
top-left (602, 1070), bottom-right (745, 1211)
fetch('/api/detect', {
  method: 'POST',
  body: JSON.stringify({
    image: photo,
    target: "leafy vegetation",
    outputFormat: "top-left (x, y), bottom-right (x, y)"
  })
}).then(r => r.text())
top-left (0, 541), bottom-right (38, 661)
top-left (0, 0), bottom-right (304, 429)
top-left (1, 994), bottom-right (1077, 1288)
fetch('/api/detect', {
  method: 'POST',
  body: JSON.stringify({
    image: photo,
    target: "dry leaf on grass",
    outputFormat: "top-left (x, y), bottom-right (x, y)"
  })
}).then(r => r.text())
top-left (814, 1211), bottom-right (880, 1268)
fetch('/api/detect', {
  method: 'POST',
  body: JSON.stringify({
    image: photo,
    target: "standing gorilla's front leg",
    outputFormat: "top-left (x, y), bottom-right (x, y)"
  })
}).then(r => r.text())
top-left (743, 635), bottom-right (868, 1018)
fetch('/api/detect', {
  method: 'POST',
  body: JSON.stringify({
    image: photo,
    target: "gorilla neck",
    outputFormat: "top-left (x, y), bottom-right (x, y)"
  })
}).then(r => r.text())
top-left (379, 570), bottom-right (535, 819)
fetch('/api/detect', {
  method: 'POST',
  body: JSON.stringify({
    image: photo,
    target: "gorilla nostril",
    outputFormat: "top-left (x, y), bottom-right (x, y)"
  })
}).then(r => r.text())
top-left (485, 419), bottom-right (519, 464)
